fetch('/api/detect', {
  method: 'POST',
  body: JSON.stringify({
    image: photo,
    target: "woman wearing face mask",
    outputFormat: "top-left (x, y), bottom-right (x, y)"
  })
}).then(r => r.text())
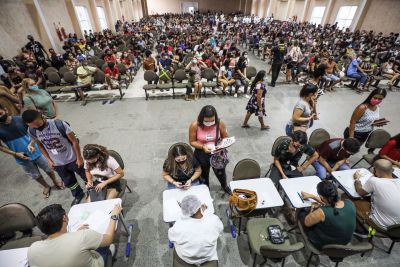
top-left (299, 180), bottom-right (356, 250)
top-left (189, 105), bottom-right (230, 194)
top-left (20, 78), bottom-right (58, 119)
top-left (285, 84), bottom-right (318, 136)
top-left (382, 57), bottom-right (400, 90)
top-left (185, 59), bottom-right (207, 100)
top-left (345, 88), bottom-right (387, 145)
top-left (162, 144), bottom-right (202, 189)
top-left (241, 70), bottom-right (269, 130)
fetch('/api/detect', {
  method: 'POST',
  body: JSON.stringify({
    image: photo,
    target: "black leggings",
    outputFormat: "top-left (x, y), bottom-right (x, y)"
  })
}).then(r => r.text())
top-left (343, 127), bottom-right (371, 145)
top-left (194, 149), bottom-right (227, 188)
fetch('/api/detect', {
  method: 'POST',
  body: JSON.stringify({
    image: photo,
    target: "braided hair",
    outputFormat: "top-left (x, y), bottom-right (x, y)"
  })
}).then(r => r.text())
top-left (317, 180), bottom-right (340, 216)
top-left (83, 144), bottom-right (109, 171)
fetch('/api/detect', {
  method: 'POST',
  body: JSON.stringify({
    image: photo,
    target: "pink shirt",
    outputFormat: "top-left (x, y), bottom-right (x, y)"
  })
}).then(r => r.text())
top-left (196, 124), bottom-right (217, 146)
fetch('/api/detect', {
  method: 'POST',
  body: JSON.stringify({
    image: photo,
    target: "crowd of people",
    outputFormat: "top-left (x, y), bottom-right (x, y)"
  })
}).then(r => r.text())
top-left (0, 11), bottom-right (400, 267)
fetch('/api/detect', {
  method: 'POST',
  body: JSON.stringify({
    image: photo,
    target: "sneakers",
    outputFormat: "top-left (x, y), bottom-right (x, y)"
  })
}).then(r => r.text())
top-left (234, 93), bottom-right (238, 98)
top-left (244, 94), bottom-right (250, 98)
top-left (109, 244), bottom-right (116, 257)
top-left (71, 192), bottom-right (85, 206)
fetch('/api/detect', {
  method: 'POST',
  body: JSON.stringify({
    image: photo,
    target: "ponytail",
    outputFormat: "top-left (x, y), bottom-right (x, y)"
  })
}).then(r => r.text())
top-left (317, 180), bottom-right (340, 216)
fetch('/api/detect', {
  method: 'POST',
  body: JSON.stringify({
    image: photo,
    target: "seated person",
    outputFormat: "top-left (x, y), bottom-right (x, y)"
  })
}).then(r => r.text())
top-left (300, 180), bottom-right (356, 250)
top-left (353, 159), bottom-right (400, 230)
top-left (24, 62), bottom-right (46, 89)
top-left (323, 56), bottom-right (341, 91)
top-left (28, 204), bottom-right (122, 267)
top-left (104, 61), bottom-right (120, 90)
top-left (378, 133), bottom-right (400, 168)
top-left (312, 138), bottom-right (361, 180)
top-left (218, 61), bottom-right (235, 95)
top-left (0, 85), bottom-right (21, 116)
top-left (270, 131), bottom-right (319, 183)
top-left (168, 195), bottom-right (223, 266)
top-left (75, 60), bottom-right (98, 102)
top-left (83, 144), bottom-right (124, 202)
top-left (346, 54), bottom-right (368, 93)
top-left (162, 144), bottom-right (201, 189)
top-left (104, 50), bottom-right (117, 63)
top-left (65, 54), bottom-right (79, 72)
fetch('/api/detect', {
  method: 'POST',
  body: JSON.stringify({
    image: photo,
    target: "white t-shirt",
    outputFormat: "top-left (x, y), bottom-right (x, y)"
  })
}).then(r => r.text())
top-left (363, 177), bottom-right (400, 230)
top-left (28, 229), bottom-right (103, 267)
top-left (168, 214), bottom-right (223, 265)
top-left (77, 66), bottom-right (97, 84)
top-left (84, 156), bottom-right (120, 181)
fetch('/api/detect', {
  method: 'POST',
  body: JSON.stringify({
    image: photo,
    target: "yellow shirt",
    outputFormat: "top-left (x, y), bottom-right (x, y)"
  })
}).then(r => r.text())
top-left (77, 66), bottom-right (96, 84)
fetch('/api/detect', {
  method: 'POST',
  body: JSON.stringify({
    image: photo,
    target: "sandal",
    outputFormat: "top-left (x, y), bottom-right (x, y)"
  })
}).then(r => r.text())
top-left (43, 187), bottom-right (51, 199)
top-left (54, 181), bottom-right (65, 190)
top-left (241, 125), bottom-right (250, 128)
top-left (261, 125), bottom-right (270, 130)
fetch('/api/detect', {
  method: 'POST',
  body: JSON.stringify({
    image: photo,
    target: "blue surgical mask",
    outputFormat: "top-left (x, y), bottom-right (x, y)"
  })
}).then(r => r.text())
top-left (30, 85), bottom-right (40, 91)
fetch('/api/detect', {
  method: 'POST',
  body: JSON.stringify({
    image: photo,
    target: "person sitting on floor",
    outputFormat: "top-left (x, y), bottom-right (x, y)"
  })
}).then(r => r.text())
top-left (162, 144), bottom-right (202, 189)
top-left (270, 131), bottom-right (319, 183)
top-left (168, 195), bottom-right (223, 266)
top-left (312, 137), bottom-right (361, 180)
top-left (300, 180), bottom-right (356, 250)
top-left (353, 159), bottom-right (400, 230)
top-left (28, 204), bottom-right (122, 267)
top-left (83, 144), bottom-right (124, 202)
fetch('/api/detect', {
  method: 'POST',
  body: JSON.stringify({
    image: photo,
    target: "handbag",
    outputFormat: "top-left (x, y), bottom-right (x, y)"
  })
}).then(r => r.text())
top-left (267, 225), bottom-right (287, 244)
top-left (229, 189), bottom-right (257, 212)
top-left (210, 120), bottom-right (229, 169)
top-left (87, 177), bottom-right (107, 202)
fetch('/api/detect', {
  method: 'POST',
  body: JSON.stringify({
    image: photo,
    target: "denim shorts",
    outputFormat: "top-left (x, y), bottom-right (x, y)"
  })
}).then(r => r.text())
top-left (20, 155), bottom-right (51, 179)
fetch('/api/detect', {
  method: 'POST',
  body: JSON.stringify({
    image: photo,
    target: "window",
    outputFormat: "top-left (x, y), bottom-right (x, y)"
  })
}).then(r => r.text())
top-left (75, 6), bottom-right (92, 33)
top-left (335, 6), bottom-right (358, 30)
top-left (96, 6), bottom-right (108, 30)
top-left (310, 6), bottom-right (326, 25)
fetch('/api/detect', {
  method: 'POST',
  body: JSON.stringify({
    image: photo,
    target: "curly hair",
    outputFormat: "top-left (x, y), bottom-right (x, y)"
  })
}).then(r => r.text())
top-left (83, 144), bottom-right (109, 171)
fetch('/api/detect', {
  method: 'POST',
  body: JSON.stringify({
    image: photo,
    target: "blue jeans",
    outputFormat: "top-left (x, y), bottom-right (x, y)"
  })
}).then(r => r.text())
top-left (312, 160), bottom-right (350, 180)
top-left (285, 124), bottom-right (293, 137)
top-left (347, 73), bottom-right (368, 86)
top-left (96, 247), bottom-right (110, 264)
top-left (167, 179), bottom-right (200, 189)
top-left (20, 155), bottom-right (52, 179)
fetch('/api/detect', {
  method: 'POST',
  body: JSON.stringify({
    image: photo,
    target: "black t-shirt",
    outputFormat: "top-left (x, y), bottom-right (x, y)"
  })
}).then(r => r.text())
top-left (275, 139), bottom-right (315, 169)
top-left (272, 45), bottom-right (284, 64)
top-left (25, 41), bottom-right (44, 56)
top-left (163, 157), bottom-right (200, 183)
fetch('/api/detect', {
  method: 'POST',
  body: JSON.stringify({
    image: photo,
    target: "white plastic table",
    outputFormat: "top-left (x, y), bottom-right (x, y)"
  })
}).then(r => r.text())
top-left (0, 247), bottom-right (29, 267)
top-left (163, 185), bottom-right (214, 223)
top-left (230, 178), bottom-right (284, 209)
top-left (332, 168), bottom-right (373, 198)
top-left (280, 176), bottom-right (321, 208)
top-left (394, 167), bottom-right (400, 178)
top-left (68, 198), bottom-right (128, 233)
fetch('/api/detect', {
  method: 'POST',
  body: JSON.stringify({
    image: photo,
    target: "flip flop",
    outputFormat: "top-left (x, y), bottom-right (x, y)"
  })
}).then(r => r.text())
top-left (54, 181), bottom-right (65, 190)
top-left (261, 126), bottom-right (270, 130)
top-left (241, 125), bottom-right (250, 128)
top-left (43, 187), bottom-right (51, 199)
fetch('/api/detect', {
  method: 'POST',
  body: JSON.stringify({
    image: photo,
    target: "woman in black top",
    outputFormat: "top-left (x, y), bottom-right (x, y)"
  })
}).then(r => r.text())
top-left (162, 144), bottom-right (202, 189)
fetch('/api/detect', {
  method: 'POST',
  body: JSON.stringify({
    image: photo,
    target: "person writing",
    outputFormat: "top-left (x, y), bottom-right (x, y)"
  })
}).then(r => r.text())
top-left (162, 144), bottom-right (202, 189)
top-left (28, 204), bottom-right (122, 267)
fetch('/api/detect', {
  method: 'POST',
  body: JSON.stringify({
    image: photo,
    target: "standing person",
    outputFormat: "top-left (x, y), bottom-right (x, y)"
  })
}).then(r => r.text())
top-left (233, 56), bottom-right (250, 98)
top-left (345, 88), bottom-right (387, 145)
top-left (269, 39), bottom-right (285, 87)
top-left (22, 110), bottom-right (87, 206)
top-left (20, 78), bottom-right (58, 119)
top-left (25, 35), bottom-right (49, 67)
top-left (285, 84), bottom-right (318, 136)
top-left (241, 70), bottom-right (270, 130)
top-left (0, 105), bottom-right (63, 198)
top-left (189, 105), bottom-right (230, 193)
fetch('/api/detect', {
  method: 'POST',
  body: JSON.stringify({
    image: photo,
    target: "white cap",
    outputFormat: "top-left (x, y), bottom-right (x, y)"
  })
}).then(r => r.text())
top-left (181, 195), bottom-right (202, 217)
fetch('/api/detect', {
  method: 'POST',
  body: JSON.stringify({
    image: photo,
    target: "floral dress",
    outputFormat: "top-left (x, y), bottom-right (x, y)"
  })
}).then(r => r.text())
top-left (246, 82), bottom-right (267, 117)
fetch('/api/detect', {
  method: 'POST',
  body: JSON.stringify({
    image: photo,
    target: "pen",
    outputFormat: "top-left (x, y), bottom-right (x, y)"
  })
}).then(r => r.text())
top-left (297, 192), bottom-right (304, 203)
top-left (177, 201), bottom-right (181, 207)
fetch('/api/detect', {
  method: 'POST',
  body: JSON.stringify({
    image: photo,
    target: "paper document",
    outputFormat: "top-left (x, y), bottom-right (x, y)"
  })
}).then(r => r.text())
top-left (210, 137), bottom-right (236, 154)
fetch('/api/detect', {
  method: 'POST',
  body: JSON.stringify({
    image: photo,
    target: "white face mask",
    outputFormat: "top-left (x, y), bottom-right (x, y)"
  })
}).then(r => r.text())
top-left (203, 120), bottom-right (215, 127)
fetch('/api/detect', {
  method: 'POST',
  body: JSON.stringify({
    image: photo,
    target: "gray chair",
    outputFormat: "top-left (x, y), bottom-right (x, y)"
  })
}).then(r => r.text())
top-left (352, 129), bottom-right (391, 168)
top-left (246, 66), bottom-right (257, 81)
top-left (201, 68), bottom-right (217, 97)
top-left (63, 71), bottom-right (77, 85)
top-left (58, 66), bottom-right (69, 78)
top-left (108, 150), bottom-right (132, 205)
top-left (308, 128), bottom-right (330, 149)
top-left (232, 159), bottom-right (261, 181)
top-left (143, 70), bottom-right (158, 100)
top-left (44, 66), bottom-right (58, 76)
top-left (95, 59), bottom-right (105, 69)
top-left (364, 223), bottom-right (400, 254)
top-left (173, 69), bottom-right (188, 98)
top-left (94, 70), bottom-right (105, 84)
top-left (265, 136), bottom-right (292, 177)
top-left (247, 218), bottom-right (304, 267)
top-left (298, 222), bottom-right (373, 267)
top-left (173, 249), bottom-right (217, 267)
top-left (47, 72), bottom-right (61, 86)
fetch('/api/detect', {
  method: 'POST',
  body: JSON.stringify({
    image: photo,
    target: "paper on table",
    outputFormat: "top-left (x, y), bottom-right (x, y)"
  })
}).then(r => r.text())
top-left (18, 258), bottom-right (29, 267)
top-left (339, 169), bottom-right (372, 192)
top-left (82, 210), bottom-right (110, 233)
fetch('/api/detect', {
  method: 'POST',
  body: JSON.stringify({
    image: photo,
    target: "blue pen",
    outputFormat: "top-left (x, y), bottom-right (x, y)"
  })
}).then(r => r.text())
top-left (297, 192), bottom-right (305, 203)
top-left (124, 224), bottom-right (134, 261)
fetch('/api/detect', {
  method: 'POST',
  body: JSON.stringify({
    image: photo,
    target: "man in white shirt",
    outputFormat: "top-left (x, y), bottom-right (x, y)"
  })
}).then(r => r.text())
top-left (28, 204), bottom-right (122, 267)
top-left (353, 159), bottom-right (400, 230)
top-left (168, 195), bottom-right (223, 266)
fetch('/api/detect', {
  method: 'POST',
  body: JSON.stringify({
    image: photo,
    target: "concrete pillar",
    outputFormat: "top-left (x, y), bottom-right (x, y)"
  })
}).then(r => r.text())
top-left (89, 0), bottom-right (101, 32)
top-left (127, 0), bottom-right (136, 22)
top-left (113, 0), bottom-right (122, 21)
top-left (103, 0), bottom-right (116, 30)
top-left (142, 0), bottom-right (148, 17)
top-left (351, 0), bottom-right (370, 31)
top-left (259, 0), bottom-right (267, 18)
top-left (266, 0), bottom-right (274, 18)
top-left (32, 0), bottom-right (57, 51)
top-left (66, 0), bottom-right (84, 37)
top-left (300, 0), bottom-right (310, 22)
top-left (321, 0), bottom-right (334, 25)
top-left (138, 0), bottom-right (144, 18)
top-left (251, 0), bottom-right (257, 16)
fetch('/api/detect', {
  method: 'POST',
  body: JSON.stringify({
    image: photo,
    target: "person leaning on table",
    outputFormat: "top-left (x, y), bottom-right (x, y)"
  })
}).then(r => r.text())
top-left (28, 204), bottom-right (122, 267)
top-left (352, 159), bottom-right (400, 230)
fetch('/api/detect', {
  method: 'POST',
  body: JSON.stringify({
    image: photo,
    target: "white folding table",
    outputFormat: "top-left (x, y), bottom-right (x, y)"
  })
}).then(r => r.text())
top-left (331, 168), bottom-right (373, 198)
top-left (162, 185), bottom-right (214, 223)
top-left (0, 247), bottom-right (29, 267)
top-left (393, 167), bottom-right (400, 178)
top-left (280, 176), bottom-right (321, 208)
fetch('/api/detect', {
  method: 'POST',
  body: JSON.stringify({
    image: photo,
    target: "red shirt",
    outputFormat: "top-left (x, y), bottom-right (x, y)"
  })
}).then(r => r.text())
top-left (104, 55), bottom-right (116, 63)
top-left (104, 67), bottom-right (119, 78)
top-left (379, 139), bottom-right (400, 161)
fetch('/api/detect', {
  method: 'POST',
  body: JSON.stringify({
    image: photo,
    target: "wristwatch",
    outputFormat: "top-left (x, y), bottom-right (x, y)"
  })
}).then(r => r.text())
top-left (110, 215), bottom-right (119, 221)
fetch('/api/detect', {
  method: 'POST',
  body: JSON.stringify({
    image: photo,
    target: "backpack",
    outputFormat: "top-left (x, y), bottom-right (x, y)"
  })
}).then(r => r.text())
top-left (28, 119), bottom-right (78, 144)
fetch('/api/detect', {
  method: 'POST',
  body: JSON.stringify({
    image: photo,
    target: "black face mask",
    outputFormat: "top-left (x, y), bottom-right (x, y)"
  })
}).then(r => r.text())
top-left (0, 114), bottom-right (7, 123)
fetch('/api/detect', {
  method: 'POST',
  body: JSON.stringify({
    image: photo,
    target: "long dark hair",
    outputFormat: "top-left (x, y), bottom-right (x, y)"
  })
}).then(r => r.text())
top-left (299, 83), bottom-right (318, 98)
top-left (83, 144), bottom-right (110, 171)
top-left (165, 145), bottom-right (194, 178)
top-left (317, 180), bottom-right (340, 216)
top-left (361, 88), bottom-right (387, 105)
top-left (197, 105), bottom-right (219, 127)
top-left (250, 70), bottom-right (266, 92)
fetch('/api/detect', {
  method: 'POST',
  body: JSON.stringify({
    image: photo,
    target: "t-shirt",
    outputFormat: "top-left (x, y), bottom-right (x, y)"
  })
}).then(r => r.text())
top-left (143, 57), bottom-right (156, 71)
top-left (163, 158), bottom-right (200, 183)
top-left (28, 119), bottom-right (76, 166)
top-left (274, 139), bottom-right (315, 169)
top-left (104, 67), bottom-right (119, 78)
top-left (77, 66), bottom-right (97, 84)
top-left (0, 116), bottom-right (41, 164)
top-left (363, 177), bottom-right (400, 230)
top-left (379, 139), bottom-right (400, 162)
top-left (84, 156), bottom-right (120, 181)
top-left (25, 41), bottom-right (44, 56)
top-left (316, 138), bottom-right (351, 162)
top-left (347, 59), bottom-right (360, 75)
top-left (23, 91), bottom-right (56, 119)
top-left (0, 86), bottom-right (20, 116)
top-left (28, 229), bottom-right (103, 267)
top-left (289, 99), bottom-right (312, 127)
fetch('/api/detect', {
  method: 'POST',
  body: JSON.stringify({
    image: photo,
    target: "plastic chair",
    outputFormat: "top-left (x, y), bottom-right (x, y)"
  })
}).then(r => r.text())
top-left (143, 70), bottom-right (159, 100)
top-left (95, 59), bottom-right (105, 69)
top-left (94, 70), bottom-right (105, 84)
top-left (247, 217), bottom-right (304, 267)
top-left (201, 68), bottom-right (217, 97)
top-left (157, 70), bottom-right (173, 90)
top-left (58, 66), bottom-right (69, 78)
top-left (265, 136), bottom-right (291, 177)
top-left (173, 249), bottom-right (218, 267)
top-left (352, 129), bottom-right (391, 168)
top-left (44, 66), bottom-right (58, 76)
top-left (47, 72), bottom-right (61, 86)
top-left (363, 223), bottom-right (400, 254)
top-left (246, 66), bottom-right (257, 80)
top-left (308, 128), bottom-right (330, 149)
top-left (63, 71), bottom-right (77, 85)
top-left (173, 69), bottom-right (188, 89)
top-left (108, 150), bottom-right (132, 204)
top-left (232, 159), bottom-right (261, 181)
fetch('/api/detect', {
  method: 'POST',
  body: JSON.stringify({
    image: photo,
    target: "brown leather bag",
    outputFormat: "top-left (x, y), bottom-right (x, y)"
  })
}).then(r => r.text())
top-left (229, 189), bottom-right (257, 212)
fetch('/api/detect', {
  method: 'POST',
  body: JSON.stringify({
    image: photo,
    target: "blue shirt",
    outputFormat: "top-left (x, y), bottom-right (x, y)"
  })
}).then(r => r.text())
top-left (0, 116), bottom-right (41, 164)
top-left (347, 59), bottom-right (360, 75)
